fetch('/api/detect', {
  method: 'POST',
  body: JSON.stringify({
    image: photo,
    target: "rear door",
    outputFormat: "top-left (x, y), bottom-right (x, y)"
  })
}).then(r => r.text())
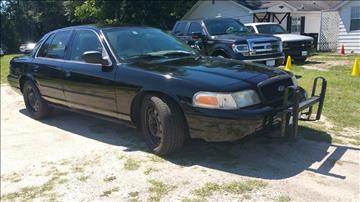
top-left (62, 29), bottom-right (118, 118)
top-left (33, 30), bottom-right (73, 106)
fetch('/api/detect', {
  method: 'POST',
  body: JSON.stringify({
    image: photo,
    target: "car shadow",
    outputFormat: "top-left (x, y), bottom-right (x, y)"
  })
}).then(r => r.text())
top-left (20, 108), bottom-right (358, 180)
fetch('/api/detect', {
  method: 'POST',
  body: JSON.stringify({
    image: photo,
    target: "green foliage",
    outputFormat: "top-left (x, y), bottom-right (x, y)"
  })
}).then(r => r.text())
top-left (1, 0), bottom-right (196, 53)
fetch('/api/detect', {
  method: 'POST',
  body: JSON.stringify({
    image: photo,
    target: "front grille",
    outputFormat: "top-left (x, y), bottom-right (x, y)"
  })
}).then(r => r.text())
top-left (250, 40), bottom-right (280, 55)
top-left (258, 76), bottom-right (293, 107)
top-left (287, 40), bottom-right (313, 49)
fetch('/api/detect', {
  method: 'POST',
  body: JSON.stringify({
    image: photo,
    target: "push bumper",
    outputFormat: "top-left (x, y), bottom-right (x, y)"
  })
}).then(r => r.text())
top-left (186, 77), bottom-right (327, 142)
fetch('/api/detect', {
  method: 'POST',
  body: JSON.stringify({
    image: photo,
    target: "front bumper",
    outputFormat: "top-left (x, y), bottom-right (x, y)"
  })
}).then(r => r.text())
top-left (284, 47), bottom-right (315, 59)
top-left (186, 106), bottom-right (279, 141)
top-left (186, 77), bottom-right (327, 142)
top-left (234, 53), bottom-right (285, 67)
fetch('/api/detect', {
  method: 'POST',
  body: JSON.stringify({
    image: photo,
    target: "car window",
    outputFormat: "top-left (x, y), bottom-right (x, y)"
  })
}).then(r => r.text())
top-left (257, 24), bottom-right (287, 34)
top-left (70, 30), bottom-right (103, 61)
top-left (37, 34), bottom-right (55, 58)
top-left (246, 26), bottom-right (256, 33)
top-left (45, 31), bottom-right (72, 59)
top-left (173, 22), bottom-right (187, 36)
top-left (103, 27), bottom-right (196, 60)
top-left (204, 18), bottom-right (248, 35)
top-left (187, 22), bottom-right (203, 35)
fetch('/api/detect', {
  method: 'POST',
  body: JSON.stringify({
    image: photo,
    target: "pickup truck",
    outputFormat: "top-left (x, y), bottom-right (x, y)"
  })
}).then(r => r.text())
top-left (245, 22), bottom-right (315, 63)
top-left (172, 18), bottom-right (284, 67)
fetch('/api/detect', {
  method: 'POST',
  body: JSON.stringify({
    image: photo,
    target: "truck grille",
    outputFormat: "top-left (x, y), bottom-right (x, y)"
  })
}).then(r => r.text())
top-left (258, 76), bottom-right (293, 106)
top-left (286, 40), bottom-right (313, 49)
top-left (250, 40), bottom-right (280, 55)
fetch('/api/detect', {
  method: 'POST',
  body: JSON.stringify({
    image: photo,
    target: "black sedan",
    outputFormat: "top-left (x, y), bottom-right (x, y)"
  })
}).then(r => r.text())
top-left (7, 25), bottom-right (326, 155)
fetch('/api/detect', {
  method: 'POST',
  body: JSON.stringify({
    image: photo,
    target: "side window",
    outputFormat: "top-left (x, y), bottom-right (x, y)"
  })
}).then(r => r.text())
top-left (187, 22), bottom-right (203, 35)
top-left (37, 34), bottom-right (55, 58)
top-left (350, 6), bottom-right (360, 31)
top-left (46, 31), bottom-right (72, 59)
top-left (174, 22), bottom-right (187, 36)
top-left (246, 26), bottom-right (255, 33)
top-left (70, 30), bottom-right (103, 61)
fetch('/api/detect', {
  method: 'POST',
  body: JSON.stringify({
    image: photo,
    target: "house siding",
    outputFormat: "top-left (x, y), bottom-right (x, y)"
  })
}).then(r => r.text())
top-left (182, 0), bottom-right (253, 23)
top-left (337, 1), bottom-right (360, 53)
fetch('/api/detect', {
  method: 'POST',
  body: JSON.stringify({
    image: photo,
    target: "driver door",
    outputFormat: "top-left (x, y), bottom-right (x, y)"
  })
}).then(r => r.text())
top-left (62, 29), bottom-right (118, 118)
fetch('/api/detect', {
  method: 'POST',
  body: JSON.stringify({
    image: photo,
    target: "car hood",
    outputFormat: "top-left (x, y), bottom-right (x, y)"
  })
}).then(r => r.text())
top-left (274, 34), bottom-right (313, 42)
top-left (127, 57), bottom-right (287, 90)
top-left (212, 33), bottom-right (280, 43)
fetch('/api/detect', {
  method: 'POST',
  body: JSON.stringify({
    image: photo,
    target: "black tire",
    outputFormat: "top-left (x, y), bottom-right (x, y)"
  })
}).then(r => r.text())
top-left (22, 80), bottom-right (52, 119)
top-left (140, 95), bottom-right (185, 155)
top-left (214, 52), bottom-right (229, 58)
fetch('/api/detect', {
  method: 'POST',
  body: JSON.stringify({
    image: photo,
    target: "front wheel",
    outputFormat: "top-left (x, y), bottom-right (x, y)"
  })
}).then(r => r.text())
top-left (22, 80), bottom-right (53, 119)
top-left (140, 95), bottom-right (185, 155)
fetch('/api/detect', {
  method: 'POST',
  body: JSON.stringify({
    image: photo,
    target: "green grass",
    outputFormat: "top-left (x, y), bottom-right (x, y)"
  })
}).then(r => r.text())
top-left (274, 195), bottom-right (291, 202)
top-left (0, 54), bottom-right (21, 83)
top-left (123, 158), bottom-right (141, 171)
top-left (100, 187), bottom-right (119, 197)
top-left (1, 176), bottom-right (63, 201)
top-left (192, 180), bottom-right (267, 200)
top-left (310, 52), bottom-right (358, 61)
top-left (148, 179), bottom-right (176, 202)
top-left (293, 63), bottom-right (360, 129)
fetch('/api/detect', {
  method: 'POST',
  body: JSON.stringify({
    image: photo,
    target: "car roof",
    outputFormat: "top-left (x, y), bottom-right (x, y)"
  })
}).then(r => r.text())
top-left (245, 22), bottom-right (279, 26)
top-left (178, 17), bottom-right (238, 23)
top-left (50, 25), bottom-right (155, 34)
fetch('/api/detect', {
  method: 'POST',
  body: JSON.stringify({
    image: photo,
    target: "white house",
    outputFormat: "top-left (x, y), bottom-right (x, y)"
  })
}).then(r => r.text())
top-left (182, 0), bottom-right (360, 53)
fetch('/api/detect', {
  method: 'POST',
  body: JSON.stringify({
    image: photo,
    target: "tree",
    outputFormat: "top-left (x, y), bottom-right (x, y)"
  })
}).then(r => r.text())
top-left (0, 0), bottom-right (197, 53)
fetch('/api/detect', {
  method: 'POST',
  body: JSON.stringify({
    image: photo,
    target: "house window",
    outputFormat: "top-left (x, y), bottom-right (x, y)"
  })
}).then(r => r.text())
top-left (291, 16), bottom-right (301, 33)
top-left (350, 6), bottom-right (360, 31)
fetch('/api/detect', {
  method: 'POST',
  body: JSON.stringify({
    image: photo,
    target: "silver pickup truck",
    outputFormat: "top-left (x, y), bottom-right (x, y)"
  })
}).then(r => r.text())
top-left (246, 23), bottom-right (315, 63)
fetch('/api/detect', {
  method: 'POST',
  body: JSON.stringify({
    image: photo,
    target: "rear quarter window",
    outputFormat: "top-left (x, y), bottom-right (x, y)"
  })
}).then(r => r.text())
top-left (38, 30), bottom-right (72, 59)
top-left (173, 22), bottom-right (187, 36)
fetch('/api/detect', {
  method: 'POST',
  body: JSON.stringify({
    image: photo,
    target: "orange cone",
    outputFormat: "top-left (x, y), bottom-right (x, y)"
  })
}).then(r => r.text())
top-left (340, 45), bottom-right (345, 55)
top-left (351, 57), bottom-right (359, 76)
top-left (284, 56), bottom-right (292, 71)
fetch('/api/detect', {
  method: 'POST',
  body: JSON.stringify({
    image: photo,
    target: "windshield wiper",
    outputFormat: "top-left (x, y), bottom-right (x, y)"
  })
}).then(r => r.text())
top-left (161, 51), bottom-right (194, 56)
top-left (126, 54), bottom-right (165, 60)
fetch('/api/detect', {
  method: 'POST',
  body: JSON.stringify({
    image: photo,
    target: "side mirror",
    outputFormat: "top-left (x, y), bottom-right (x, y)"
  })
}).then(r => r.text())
top-left (191, 32), bottom-right (205, 40)
top-left (82, 51), bottom-right (110, 66)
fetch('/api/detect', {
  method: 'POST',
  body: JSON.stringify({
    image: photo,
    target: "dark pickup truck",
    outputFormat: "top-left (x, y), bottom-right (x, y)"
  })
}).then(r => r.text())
top-left (172, 18), bottom-right (284, 67)
top-left (8, 25), bottom-right (326, 155)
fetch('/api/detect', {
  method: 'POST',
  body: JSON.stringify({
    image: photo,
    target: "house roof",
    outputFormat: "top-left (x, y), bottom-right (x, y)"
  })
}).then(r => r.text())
top-left (236, 0), bottom-right (347, 11)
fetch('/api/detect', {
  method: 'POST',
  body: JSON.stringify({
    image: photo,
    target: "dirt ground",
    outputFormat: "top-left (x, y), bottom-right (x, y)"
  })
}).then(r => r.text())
top-left (1, 85), bottom-right (359, 202)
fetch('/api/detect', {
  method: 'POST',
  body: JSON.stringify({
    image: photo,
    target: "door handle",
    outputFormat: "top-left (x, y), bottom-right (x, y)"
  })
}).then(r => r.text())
top-left (33, 65), bottom-right (40, 72)
top-left (64, 70), bottom-right (71, 78)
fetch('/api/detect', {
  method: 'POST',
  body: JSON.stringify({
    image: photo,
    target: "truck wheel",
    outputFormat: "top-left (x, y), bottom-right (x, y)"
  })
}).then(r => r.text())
top-left (141, 95), bottom-right (185, 155)
top-left (22, 80), bottom-right (52, 119)
top-left (214, 52), bottom-right (229, 58)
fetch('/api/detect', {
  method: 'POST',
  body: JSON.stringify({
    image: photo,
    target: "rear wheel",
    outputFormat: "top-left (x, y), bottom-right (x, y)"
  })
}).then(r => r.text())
top-left (213, 52), bottom-right (229, 58)
top-left (140, 95), bottom-right (185, 155)
top-left (22, 80), bottom-right (52, 119)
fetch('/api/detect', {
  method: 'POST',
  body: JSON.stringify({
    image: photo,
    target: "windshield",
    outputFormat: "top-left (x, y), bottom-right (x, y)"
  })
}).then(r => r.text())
top-left (204, 18), bottom-right (248, 35)
top-left (256, 24), bottom-right (287, 34)
top-left (102, 28), bottom-right (196, 60)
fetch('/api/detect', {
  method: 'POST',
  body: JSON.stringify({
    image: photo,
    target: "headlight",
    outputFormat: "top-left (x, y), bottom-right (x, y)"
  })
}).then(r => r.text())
top-left (232, 44), bottom-right (249, 53)
top-left (193, 90), bottom-right (261, 109)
